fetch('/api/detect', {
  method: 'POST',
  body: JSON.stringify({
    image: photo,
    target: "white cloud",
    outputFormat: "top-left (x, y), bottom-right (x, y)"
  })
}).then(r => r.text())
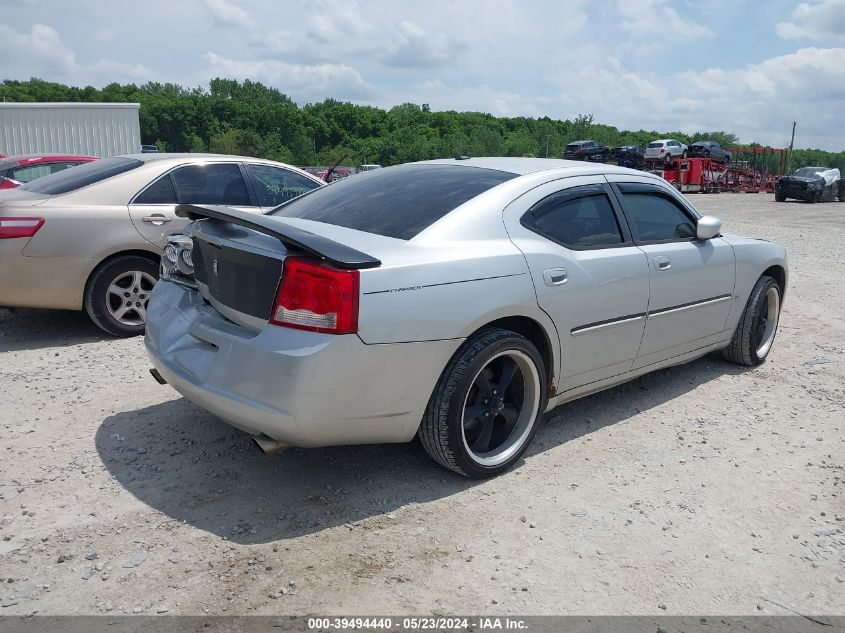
top-left (617, 0), bottom-right (714, 39)
top-left (776, 0), bottom-right (845, 41)
top-left (202, 52), bottom-right (374, 100)
top-left (0, 23), bottom-right (151, 83)
top-left (203, 0), bottom-right (256, 30)
top-left (674, 47), bottom-right (845, 146)
top-left (0, 23), bottom-right (77, 75)
top-left (384, 21), bottom-right (466, 68)
top-left (305, 0), bottom-right (374, 43)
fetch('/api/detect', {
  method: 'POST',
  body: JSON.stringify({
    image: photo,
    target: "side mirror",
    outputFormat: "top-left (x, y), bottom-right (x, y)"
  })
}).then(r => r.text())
top-left (696, 215), bottom-right (722, 240)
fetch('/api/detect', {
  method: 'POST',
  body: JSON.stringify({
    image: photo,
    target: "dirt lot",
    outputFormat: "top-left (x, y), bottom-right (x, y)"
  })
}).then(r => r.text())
top-left (0, 194), bottom-right (843, 617)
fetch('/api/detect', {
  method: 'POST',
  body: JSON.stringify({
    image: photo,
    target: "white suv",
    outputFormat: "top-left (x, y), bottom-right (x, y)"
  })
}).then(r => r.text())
top-left (645, 139), bottom-right (688, 162)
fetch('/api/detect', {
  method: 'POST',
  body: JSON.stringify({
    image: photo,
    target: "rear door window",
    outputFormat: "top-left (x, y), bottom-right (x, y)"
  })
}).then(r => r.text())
top-left (245, 164), bottom-right (320, 207)
top-left (172, 163), bottom-right (252, 206)
top-left (133, 173), bottom-right (178, 204)
top-left (271, 164), bottom-right (516, 240)
top-left (521, 186), bottom-right (624, 249)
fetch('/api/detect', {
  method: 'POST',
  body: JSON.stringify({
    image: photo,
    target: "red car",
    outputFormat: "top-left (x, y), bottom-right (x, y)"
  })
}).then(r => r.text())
top-left (0, 154), bottom-right (98, 189)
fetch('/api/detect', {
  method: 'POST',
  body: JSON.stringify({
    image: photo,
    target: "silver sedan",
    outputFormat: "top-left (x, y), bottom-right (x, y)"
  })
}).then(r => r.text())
top-left (145, 158), bottom-right (787, 478)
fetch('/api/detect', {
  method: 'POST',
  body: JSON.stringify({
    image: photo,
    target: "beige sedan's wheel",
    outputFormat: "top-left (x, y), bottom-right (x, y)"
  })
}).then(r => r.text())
top-left (85, 255), bottom-right (159, 337)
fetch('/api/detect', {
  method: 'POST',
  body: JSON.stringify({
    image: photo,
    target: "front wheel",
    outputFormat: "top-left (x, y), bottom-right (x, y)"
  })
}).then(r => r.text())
top-left (419, 328), bottom-right (547, 478)
top-left (722, 276), bottom-right (781, 366)
top-left (84, 255), bottom-right (159, 337)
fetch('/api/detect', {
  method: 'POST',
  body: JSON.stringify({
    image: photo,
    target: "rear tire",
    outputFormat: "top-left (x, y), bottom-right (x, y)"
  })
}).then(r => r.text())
top-left (418, 328), bottom-right (547, 478)
top-left (84, 255), bottom-right (159, 337)
top-left (721, 276), bottom-right (780, 367)
top-left (775, 192), bottom-right (786, 202)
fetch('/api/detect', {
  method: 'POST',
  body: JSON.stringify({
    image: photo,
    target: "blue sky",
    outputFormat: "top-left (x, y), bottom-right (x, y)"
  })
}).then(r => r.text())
top-left (1, 0), bottom-right (844, 150)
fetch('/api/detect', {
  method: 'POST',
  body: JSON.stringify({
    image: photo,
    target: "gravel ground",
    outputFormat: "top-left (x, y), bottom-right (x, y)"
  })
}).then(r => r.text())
top-left (0, 194), bottom-right (843, 617)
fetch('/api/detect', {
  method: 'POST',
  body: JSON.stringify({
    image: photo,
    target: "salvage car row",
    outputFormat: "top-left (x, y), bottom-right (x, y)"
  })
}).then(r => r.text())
top-left (563, 138), bottom-right (733, 165)
top-left (0, 153), bottom-right (788, 478)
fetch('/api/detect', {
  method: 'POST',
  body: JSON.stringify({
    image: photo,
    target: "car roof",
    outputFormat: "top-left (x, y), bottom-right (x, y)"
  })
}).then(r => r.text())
top-left (415, 157), bottom-right (646, 177)
top-left (118, 152), bottom-right (267, 163)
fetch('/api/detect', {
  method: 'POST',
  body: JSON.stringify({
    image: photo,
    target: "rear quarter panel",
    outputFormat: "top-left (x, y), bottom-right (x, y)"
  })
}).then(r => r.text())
top-left (356, 245), bottom-right (550, 344)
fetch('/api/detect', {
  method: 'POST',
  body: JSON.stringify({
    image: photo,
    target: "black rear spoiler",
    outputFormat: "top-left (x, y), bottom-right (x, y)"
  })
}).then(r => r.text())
top-left (175, 204), bottom-right (381, 270)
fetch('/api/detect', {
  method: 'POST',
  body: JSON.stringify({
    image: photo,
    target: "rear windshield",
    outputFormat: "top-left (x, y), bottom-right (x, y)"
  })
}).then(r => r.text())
top-left (21, 157), bottom-right (143, 195)
top-left (647, 142), bottom-right (664, 148)
top-left (565, 143), bottom-right (582, 150)
top-left (270, 164), bottom-right (517, 240)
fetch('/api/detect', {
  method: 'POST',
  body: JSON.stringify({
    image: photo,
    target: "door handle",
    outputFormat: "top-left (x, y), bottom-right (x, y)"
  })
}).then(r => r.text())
top-left (543, 268), bottom-right (568, 286)
top-left (142, 214), bottom-right (173, 226)
top-left (653, 256), bottom-right (671, 271)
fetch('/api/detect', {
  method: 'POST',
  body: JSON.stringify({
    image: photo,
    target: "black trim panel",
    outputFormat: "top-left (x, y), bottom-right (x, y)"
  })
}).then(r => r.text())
top-left (570, 293), bottom-right (733, 335)
top-left (648, 293), bottom-right (732, 316)
top-left (570, 312), bottom-right (646, 335)
top-left (175, 203), bottom-right (381, 270)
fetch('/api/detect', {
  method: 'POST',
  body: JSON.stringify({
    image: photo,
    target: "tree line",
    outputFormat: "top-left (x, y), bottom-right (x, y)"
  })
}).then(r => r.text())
top-left (1, 78), bottom-right (842, 173)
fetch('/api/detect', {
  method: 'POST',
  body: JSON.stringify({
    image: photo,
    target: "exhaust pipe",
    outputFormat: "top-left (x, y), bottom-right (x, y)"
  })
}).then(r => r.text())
top-left (253, 434), bottom-right (289, 455)
top-left (149, 368), bottom-right (167, 385)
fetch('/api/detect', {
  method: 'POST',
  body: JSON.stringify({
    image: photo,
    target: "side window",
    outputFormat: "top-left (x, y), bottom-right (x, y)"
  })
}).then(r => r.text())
top-left (619, 188), bottom-right (696, 242)
top-left (172, 163), bottom-right (252, 206)
top-left (522, 187), bottom-right (624, 249)
top-left (134, 173), bottom-right (178, 204)
top-left (246, 164), bottom-right (320, 207)
top-left (10, 165), bottom-right (52, 183)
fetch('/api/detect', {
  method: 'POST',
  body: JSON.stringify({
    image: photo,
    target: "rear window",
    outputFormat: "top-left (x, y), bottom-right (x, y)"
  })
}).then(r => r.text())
top-left (21, 157), bottom-right (142, 195)
top-left (647, 142), bottom-right (664, 148)
top-left (270, 164), bottom-right (517, 240)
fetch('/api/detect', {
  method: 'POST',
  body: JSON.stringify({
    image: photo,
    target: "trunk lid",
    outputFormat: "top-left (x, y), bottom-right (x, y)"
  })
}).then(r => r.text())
top-left (178, 204), bottom-right (385, 332)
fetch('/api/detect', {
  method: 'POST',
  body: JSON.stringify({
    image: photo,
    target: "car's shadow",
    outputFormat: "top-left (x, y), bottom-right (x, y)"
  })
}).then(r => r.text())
top-left (0, 308), bottom-right (108, 352)
top-left (96, 353), bottom-right (747, 545)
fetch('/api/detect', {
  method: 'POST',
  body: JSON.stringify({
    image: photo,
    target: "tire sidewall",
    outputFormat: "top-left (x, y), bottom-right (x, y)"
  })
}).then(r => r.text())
top-left (444, 332), bottom-right (547, 478)
top-left (747, 277), bottom-right (780, 365)
top-left (85, 256), bottom-right (159, 337)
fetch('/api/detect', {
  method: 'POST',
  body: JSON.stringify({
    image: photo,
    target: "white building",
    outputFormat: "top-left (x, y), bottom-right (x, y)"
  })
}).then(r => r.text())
top-left (0, 102), bottom-right (142, 157)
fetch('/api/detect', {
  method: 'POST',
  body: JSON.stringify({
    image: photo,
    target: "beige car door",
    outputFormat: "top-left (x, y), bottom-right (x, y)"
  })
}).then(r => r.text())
top-left (128, 162), bottom-right (258, 249)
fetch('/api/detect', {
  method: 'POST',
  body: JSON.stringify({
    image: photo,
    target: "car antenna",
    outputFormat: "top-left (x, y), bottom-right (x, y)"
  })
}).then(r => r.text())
top-left (455, 155), bottom-right (471, 160)
top-left (324, 154), bottom-right (349, 182)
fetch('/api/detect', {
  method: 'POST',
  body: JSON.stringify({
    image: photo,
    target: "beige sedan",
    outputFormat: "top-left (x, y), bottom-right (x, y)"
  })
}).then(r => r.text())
top-left (0, 153), bottom-right (323, 336)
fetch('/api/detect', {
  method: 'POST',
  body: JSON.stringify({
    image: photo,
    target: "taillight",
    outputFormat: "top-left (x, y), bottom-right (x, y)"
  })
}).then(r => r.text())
top-left (0, 217), bottom-right (45, 239)
top-left (270, 257), bottom-right (359, 334)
